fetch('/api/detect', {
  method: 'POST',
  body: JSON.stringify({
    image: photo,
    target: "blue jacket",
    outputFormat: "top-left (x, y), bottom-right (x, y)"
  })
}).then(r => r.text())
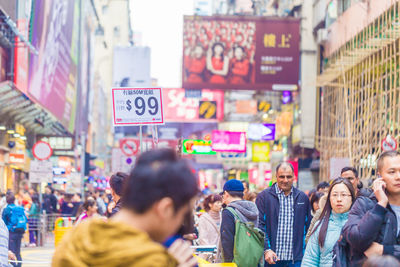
top-left (256, 183), bottom-right (311, 262)
top-left (302, 212), bottom-right (349, 267)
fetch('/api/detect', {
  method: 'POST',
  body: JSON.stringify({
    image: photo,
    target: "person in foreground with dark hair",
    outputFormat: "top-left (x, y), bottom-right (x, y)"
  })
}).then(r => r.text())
top-left (342, 151), bottom-right (400, 266)
top-left (108, 172), bottom-right (129, 217)
top-left (220, 179), bottom-right (259, 263)
top-left (341, 166), bottom-right (371, 197)
top-left (52, 149), bottom-right (199, 267)
top-left (256, 162), bottom-right (311, 267)
top-left (302, 178), bottom-right (355, 266)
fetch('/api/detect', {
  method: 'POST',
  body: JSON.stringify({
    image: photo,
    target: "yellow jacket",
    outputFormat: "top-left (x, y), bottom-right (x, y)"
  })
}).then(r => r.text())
top-left (52, 218), bottom-right (177, 267)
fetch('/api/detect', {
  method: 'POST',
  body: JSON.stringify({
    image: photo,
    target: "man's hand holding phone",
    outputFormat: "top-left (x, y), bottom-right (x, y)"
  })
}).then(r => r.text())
top-left (265, 249), bottom-right (279, 264)
top-left (373, 178), bottom-right (388, 208)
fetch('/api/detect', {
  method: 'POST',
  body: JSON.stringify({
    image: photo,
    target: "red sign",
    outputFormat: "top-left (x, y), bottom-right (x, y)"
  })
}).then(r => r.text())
top-left (162, 88), bottom-right (224, 122)
top-left (381, 135), bottom-right (398, 152)
top-left (120, 139), bottom-right (140, 156)
top-left (9, 153), bottom-right (25, 164)
top-left (120, 138), bottom-right (178, 156)
top-left (32, 141), bottom-right (53, 160)
top-left (183, 16), bottom-right (300, 90)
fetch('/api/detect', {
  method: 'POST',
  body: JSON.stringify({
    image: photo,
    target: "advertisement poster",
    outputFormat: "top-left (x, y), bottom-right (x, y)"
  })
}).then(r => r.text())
top-left (211, 130), bottom-right (246, 152)
top-left (183, 16), bottom-right (300, 90)
top-left (162, 88), bottom-right (224, 122)
top-left (28, 0), bottom-right (78, 133)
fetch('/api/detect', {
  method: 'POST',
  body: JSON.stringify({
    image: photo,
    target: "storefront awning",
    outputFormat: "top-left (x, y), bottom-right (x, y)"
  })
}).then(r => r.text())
top-left (0, 81), bottom-right (70, 136)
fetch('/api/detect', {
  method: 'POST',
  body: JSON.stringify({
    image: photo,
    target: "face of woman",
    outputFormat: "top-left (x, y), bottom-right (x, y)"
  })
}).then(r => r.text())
top-left (88, 204), bottom-right (98, 215)
top-left (209, 201), bottom-right (222, 212)
top-left (330, 183), bottom-right (352, 214)
top-left (214, 45), bottom-right (223, 56)
top-left (234, 48), bottom-right (244, 60)
top-left (312, 201), bottom-right (319, 212)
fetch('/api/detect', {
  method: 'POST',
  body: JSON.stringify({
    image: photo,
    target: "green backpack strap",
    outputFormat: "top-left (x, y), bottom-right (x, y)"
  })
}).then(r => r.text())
top-left (226, 207), bottom-right (240, 221)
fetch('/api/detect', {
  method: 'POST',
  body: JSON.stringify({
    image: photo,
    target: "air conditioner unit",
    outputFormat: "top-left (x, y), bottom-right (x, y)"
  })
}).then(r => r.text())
top-left (317, 28), bottom-right (328, 44)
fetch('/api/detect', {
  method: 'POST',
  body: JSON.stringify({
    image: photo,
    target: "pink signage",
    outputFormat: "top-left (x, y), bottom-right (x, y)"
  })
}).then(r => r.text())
top-left (162, 88), bottom-right (224, 122)
top-left (211, 130), bottom-right (246, 152)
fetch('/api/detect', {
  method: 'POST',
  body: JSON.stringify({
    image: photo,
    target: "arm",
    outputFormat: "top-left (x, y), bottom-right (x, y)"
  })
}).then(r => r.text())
top-left (255, 193), bottom-right (271, 250)
top-left (342, 198), bottom-right (386, 253)
top-left (220, 209), bottom-right (235, 262)
top-left (301, 226), bottom-right (321, 267)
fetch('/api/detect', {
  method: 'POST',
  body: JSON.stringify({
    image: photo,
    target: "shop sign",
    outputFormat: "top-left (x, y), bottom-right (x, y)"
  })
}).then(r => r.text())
top-left (199, 101), bottom-right (217, 119)
top-left (182, 139), bottom-right (216, 155)
top-left (9, 153), bottom-right (25, 164)
top-left (236, 100), bottom-right (257, 115)
top-left (211, 131), bottom-right (246, 153)
top-left (94, 160), bottom-right (105, 169)
top-left (248, 124), bottom-right (276, 141)
top-left (39, 136), bottom-right (73, 151)
top-left (252, 142), bottom-right (271, 162)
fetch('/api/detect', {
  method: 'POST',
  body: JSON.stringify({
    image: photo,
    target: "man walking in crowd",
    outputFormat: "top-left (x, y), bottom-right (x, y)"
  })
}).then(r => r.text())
top-left (342, 151), bottom-right (400, 266)
top-left (53, 149), bottom-right (199, 267)
top-left (256, 162), bottom-right (311, 267)
top-left (108, 172), bottom-right (128, 217)
top-left (341, 166), bottom-right (371, 197)
top-left (220, 179), bottom-right (259, 263)
top-left (3, 193), bottom-right (26, 267)
top-left (43, 186), bottom-right (57, 214)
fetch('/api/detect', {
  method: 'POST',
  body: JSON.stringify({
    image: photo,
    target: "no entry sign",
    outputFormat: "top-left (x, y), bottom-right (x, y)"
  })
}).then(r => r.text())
top-left (381, 135), bottom-right (398, 152)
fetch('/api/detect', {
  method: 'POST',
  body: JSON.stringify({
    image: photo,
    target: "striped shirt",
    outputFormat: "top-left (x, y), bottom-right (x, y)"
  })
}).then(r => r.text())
top-left (275, 184), bottom-right (294, 261)
top-left (0, 218), bottom-right (8, 267)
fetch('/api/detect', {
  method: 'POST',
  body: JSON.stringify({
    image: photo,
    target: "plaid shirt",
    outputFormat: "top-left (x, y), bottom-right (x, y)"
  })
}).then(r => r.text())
top-left (275, 184), bottom-right (294, 261)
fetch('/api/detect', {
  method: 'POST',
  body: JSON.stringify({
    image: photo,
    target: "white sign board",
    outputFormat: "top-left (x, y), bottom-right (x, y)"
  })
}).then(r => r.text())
top-left (29, 172), bottom-right (53, 184)
top-left (112, 88), bottom-right (164, 126)
top-left (29, 160), bottom-right (53, 183)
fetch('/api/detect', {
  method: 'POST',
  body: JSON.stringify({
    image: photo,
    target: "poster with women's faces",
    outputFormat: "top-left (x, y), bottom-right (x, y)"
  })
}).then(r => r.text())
top-left (182, 16), bottom-right (300, 91)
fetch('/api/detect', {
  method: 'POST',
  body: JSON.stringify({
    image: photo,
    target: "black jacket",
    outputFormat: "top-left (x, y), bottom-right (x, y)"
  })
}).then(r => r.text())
top-left (220, 200), bottom-right (259, 262)
top-left (342, 193), bottom-right (400, 266)
top-left (255, 183), bottom-right (311, 262)
top-left (110, 199), bottom-right (123, 217)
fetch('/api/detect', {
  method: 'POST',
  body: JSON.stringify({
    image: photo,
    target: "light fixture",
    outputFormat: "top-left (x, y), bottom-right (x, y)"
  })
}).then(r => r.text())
top-left (7, 129), bottom-right (15, 134)
top-left (0, 126), bottom-right (5, 130)
top-left (20, 136), bottom-right (27, 141)
top-left (13, 133), bottom-right (20, 138)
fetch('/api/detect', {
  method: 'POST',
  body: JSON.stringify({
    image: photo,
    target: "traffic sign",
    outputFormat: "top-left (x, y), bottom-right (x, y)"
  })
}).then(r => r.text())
top-left (381, 135), bottom-right (398, 152)
top-left (32, 141), bottom-right (53, 160)
top-left (112, 88), bottom-right (164, 126)
top-left (120, 138), bottom-right (140, 156)
top-left (29, 160), bottom-right (53, 183)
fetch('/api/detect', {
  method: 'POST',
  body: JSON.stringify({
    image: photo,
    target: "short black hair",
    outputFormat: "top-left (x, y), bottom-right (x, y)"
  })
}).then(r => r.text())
top-left (276, 162), bottom-right (294, 173)
top-left (341, 166), bottom-right (359, 178)
top-left (241, 180), bottom-right (249, 189)
top-left (6, 193), bottom-right (15, 204)
top-left (123, 149), bottom-right (199, 214)
top-left (225, 190), bottom-right (244, 199)
top-left (109, 172), bottom-right (129, 196)
top-left (377, 151), bottom-right (400, 173)
top-left (317, 181), bottom-right (330, 191)
top-left (310, 192), bottom-right (324, 212)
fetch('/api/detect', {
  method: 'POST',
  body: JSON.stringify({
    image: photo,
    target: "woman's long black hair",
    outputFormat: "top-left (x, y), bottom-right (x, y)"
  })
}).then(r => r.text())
top-left (311, 177), bottom-right (356, 247)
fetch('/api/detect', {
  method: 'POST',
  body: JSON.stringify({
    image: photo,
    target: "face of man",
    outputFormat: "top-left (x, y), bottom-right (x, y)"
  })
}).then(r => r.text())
top-left (341, 170), bottom-right (359, 191)
top-left (276, 165), bottom-right (295, 194)
top-left (379, 156), bottom-right (400, 195)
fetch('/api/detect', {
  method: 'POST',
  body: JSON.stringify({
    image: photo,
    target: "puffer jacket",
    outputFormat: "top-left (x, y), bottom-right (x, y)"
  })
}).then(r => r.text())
top-left (220, 200), bottom-right (259, 262)
top-left (342, 192), bottom-right (400, 266)
top-left (301, 212), bottom-right (349, 267)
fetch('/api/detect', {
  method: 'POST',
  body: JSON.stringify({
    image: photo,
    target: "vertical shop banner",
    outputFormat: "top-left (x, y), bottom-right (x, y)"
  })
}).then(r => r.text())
top-left (182, 16), bottom-right (300, 90)
top-left (28, 0), bottom-right (78, 133)
top-left (211, 130), bottom-right (246, 152)
top-left (162, 88), bottom-right (224, 122)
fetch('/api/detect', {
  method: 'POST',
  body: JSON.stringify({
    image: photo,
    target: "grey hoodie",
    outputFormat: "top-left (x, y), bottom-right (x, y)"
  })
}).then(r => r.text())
top-left (228, 200), bottom-right (259, 227)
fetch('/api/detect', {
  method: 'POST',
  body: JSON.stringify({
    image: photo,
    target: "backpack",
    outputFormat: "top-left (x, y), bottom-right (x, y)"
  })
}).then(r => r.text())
top-left (332, 234), bottom-right (351, 267)
top-left (9, 205), bottom-right (27, 233)
top-left (226, 207), bottom-right (265, 267)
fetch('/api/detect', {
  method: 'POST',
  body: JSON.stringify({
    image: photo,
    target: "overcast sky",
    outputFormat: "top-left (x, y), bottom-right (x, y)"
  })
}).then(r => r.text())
top-left (130, 0), bottom-right (194, 88)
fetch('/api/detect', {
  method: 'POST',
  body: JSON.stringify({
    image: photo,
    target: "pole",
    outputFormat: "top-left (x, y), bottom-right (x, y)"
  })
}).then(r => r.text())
top-left (80, 132), bottom-right (86, 198)
top-left (139, 126), bottom-right (143, 153)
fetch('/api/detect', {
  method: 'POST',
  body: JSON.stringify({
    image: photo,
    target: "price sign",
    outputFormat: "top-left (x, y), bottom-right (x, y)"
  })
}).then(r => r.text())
top-left (112, 88), bottom-right (164, 125)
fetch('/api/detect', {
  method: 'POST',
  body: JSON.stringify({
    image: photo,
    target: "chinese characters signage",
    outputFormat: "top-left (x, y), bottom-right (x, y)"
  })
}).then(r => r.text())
top-left (183, 16), bottom-right (300, 90)
top-left (182, 139), bottom-right (216, 155)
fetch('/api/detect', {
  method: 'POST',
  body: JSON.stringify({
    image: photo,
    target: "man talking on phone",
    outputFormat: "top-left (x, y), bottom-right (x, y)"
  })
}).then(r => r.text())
top-left (342, 151), bottom-right (400, 266)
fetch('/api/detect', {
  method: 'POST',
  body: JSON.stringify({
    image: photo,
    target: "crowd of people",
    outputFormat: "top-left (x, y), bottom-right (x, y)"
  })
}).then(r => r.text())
top-left (1, 148), bottom-right (400, 266)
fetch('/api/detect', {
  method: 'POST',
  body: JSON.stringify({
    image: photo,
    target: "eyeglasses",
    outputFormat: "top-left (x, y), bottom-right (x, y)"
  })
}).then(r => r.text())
top-left (331, 193), bottom-right (351, 199)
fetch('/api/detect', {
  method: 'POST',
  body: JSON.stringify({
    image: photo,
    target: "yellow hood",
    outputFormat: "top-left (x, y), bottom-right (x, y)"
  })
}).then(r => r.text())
top-left (52, 218), bottom-right (177, 267)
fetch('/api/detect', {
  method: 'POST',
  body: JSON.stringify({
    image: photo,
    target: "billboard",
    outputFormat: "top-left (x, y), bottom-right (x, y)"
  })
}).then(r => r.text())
top-left (162, 88), bottom-right (224, 122)
top-left (211, 130), bottom-right (246, 152)
top-left (28, 0), bottom-right (79, 133)
top-left (113, 46), bottom-right (151, 88)
top-left (248, 123), bottom-right (276, 141)
top-left (183, 16), bottom-right (300, 90)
